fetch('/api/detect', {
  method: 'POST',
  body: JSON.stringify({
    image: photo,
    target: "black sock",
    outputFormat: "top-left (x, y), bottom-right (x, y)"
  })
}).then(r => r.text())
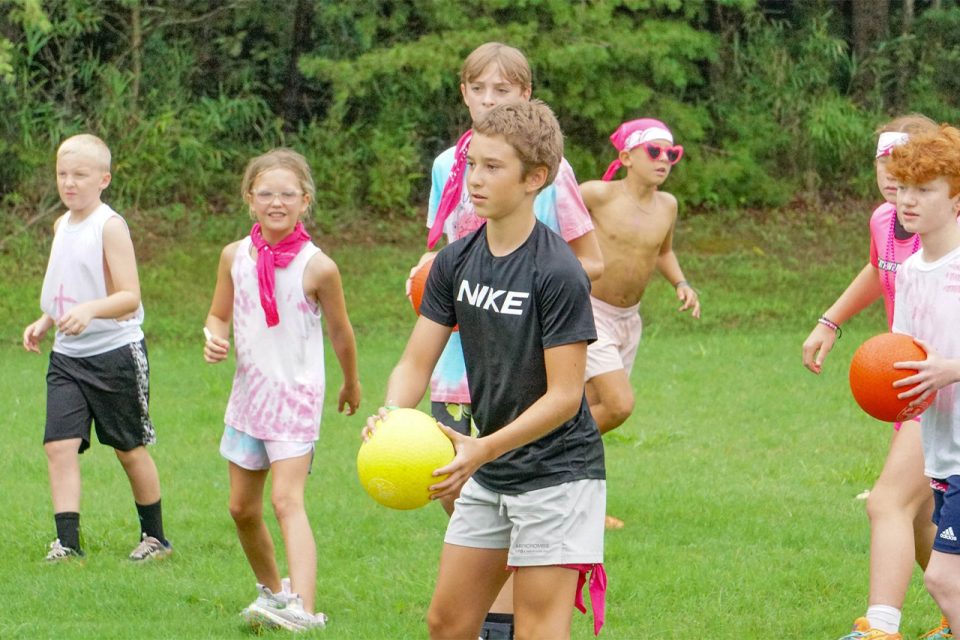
top-left (135, 499), bottom-right (166, 545)
top-left (54, 512), bottom-right (81, 551)
top-left (481, 613), bottom-right (514, 639)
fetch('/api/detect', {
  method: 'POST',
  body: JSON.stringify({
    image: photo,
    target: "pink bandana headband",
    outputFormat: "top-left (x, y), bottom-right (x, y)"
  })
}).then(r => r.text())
top-left (602, 118), bottom-right (676, 181)
top-left (876, 132), bottom-right (909, 158)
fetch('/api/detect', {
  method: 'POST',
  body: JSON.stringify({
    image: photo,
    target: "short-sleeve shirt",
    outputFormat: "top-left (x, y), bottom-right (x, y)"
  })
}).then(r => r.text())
top-left (419, 221), bottom-right (605, 494)
top-left (892, 246), bottom-right (960, 480)
top-left (425, 146), bottom-right (594, 403)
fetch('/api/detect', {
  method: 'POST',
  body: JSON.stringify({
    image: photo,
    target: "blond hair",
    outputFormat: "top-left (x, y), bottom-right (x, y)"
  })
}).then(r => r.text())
top-left (57, 134), bottom-right (111, 172)
top-left (876, 113), bottom-right (938, 136)
top-left (240, 148), bottom-right (316, 216)
top-left (460, 42), bottom-right (532, 90)
top-left (888, 124), bottom-right (960, 197)
top-left (472, 99), bottom-right (563, 186)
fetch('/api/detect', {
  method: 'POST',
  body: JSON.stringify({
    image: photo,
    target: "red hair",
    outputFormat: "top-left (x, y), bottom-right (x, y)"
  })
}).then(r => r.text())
top-left (888, 125), bottom-right (960, 197)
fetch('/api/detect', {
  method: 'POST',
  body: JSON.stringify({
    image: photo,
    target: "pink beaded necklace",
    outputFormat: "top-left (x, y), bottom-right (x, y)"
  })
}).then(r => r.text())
top-left (883, 209), bottom-right (920, 301)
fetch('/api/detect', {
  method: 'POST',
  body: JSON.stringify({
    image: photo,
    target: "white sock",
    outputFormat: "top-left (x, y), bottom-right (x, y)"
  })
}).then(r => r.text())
top-left (866, 604), bottom-right (902, 633)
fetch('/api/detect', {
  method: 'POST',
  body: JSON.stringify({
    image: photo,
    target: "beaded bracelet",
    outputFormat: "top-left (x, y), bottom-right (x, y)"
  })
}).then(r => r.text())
top-left (817, 316), bottom-right (842, 339)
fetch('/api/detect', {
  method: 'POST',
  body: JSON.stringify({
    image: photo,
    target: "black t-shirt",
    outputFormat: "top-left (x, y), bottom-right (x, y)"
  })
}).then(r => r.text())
top-left (420, 221), bottom-right (605, 494)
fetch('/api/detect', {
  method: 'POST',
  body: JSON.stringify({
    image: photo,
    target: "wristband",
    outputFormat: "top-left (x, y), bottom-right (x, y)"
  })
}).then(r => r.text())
top-left (674, 280), bottom-right (690, 289)
top-left (817, 316), bottom-right (842, 339)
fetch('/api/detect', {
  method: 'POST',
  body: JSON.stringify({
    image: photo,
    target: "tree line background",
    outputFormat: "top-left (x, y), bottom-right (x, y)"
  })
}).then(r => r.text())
top-left (3, 0), bottom-right (960, 238)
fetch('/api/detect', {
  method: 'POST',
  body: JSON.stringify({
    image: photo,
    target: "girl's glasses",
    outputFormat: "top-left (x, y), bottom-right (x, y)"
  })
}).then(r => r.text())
top-left (252, 191), bottom-right (303, 205)
top-left (642, 143), bottom-right (683, 165)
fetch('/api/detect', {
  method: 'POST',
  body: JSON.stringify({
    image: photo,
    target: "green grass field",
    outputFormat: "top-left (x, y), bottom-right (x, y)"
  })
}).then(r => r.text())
top-left (0, 208), bottom-right (944, 638)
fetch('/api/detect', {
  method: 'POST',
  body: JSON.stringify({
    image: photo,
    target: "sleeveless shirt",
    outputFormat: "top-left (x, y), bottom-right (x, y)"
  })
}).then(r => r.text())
top-left (40, 203), bottom-right (144, 357)
top-left (224, 237), bottom-right (326, 442)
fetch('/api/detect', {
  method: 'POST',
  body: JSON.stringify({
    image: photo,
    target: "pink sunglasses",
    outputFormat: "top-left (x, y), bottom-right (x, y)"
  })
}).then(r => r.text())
top-left (642, 143), bottom-right (684, 165)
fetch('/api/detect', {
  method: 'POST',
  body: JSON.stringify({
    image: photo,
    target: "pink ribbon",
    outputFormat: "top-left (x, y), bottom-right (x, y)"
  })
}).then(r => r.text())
top-left (427, 129), bottom-right (473, 248)
top-left (249, 222), bottom-right (311, 327)
top-left (561, 563), bottom-right (607, 635)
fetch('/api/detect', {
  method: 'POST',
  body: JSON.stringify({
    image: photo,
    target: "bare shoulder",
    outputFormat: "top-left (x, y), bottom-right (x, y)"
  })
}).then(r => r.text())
top-left (103, 214), bottom-right (133, 238)
top-left (579, 179), bottom-right (618, 208)
top-left (219, 240), bottom-right (243, 264)
top-left (655, 190), bottom-right (679, 217)
top-left (305, 248), bottom-right (341, 283)
top-left (304, 248), bottom-right (344, 303)
top-left (102, 216), bottom-right (136, 259)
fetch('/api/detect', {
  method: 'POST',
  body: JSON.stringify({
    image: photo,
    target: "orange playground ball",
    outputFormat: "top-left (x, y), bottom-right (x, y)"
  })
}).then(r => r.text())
top-left (407, 256), bottom-right (434, 316)
top-left (848, 333), bottom-right (936, 423)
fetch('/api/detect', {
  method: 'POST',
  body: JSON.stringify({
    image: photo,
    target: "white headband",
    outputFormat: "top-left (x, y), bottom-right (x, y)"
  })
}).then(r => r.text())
top-left (623, 127), bottom-right (674, 151)
top-left (876, 131), bottom-right (909, 158)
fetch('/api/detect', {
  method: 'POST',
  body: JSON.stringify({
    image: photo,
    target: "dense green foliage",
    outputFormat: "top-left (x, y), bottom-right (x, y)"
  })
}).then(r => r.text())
top-left (4, 0), bottom-right (960, 231)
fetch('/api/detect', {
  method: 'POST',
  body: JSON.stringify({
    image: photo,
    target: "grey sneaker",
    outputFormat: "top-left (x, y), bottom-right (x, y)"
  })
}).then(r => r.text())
top-left (243, 583), bottom-right (327, 632)
top-left (45, 538), bottom-right (84, 562)
top-left (128, 533), bottom-right (172, 561)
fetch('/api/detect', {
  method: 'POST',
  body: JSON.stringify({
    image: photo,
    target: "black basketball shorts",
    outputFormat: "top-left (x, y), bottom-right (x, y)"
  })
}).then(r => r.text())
top-left (44, 340), bottom-right (156, 453)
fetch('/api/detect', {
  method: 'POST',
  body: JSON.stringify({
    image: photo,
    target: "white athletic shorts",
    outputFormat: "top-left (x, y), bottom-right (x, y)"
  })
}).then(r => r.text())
top-left (585, 296), bottom-right (642, 380)
top-left (219, 425), bottom-right (314, 471)
top-left (445, 477), bottom-right (605, 566)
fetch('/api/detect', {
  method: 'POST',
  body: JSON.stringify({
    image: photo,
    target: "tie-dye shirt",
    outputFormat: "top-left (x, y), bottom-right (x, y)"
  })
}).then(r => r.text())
top-left (425, 146), bottom-right (594, 402)
top-left (225, 237), bottom-right (326, 442)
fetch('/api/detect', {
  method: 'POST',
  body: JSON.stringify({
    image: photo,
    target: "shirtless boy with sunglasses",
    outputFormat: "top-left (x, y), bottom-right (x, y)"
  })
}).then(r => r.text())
top-left (579, 118), bottom-right (701, 528)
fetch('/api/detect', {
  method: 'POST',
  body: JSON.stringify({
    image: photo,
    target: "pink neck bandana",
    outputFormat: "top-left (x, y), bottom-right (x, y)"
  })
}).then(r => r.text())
top-left (602, 118), bottom-right (675, 181)
top-left (250, 221), bottom-right (311, 327)
top-left (427, 129), bottom-right (473, 249)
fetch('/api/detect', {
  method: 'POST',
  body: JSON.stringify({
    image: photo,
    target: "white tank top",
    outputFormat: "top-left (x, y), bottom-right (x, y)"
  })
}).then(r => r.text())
top-left (224, 236), bottom-right (326, 442)
top-left (40, 203), bottom-right (145, 357)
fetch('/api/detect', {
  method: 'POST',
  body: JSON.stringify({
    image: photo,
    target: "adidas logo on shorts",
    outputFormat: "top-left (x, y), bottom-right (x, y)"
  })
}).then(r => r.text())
top-left (940, 526), bottom-right (958, 542)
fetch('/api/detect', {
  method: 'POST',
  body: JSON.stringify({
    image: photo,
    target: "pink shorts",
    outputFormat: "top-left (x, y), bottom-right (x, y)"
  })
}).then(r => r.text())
top-left (585, 296), bottom-right (642, 380)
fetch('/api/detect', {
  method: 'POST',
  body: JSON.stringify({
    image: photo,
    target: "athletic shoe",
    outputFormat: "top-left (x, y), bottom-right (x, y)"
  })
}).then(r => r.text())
top-left (921, 617), bottom-right (953, 639)
top-left (242, 583), bottom-right (287, 630)
top-left (45, 538), bottom-right (84, 562)
top-left (128, 533), bottom-right (173, 561)
top-left (243, 583), bottom-right (327, 632)
top-left (838, 617), bottom-right (903, 640)
top-left (271, 595), bottom-right (328, 632)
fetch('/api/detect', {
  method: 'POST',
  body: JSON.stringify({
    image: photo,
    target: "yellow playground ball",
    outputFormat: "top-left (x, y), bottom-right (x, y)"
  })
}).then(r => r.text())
top-left (357, 408), bottom-right (455, 510)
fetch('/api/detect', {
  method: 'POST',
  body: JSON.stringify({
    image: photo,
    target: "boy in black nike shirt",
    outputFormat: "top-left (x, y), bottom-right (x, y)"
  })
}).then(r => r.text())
top-left (364, 99), bottom-right (606, 639)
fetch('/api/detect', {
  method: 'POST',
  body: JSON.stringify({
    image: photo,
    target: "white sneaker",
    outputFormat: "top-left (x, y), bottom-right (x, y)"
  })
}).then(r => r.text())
top-left (271, 594), bottom-right (328, 632)
top-left (241, 583), bottom-right (287, 630)
top-left (242, 581), bottom-right (327, 631)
